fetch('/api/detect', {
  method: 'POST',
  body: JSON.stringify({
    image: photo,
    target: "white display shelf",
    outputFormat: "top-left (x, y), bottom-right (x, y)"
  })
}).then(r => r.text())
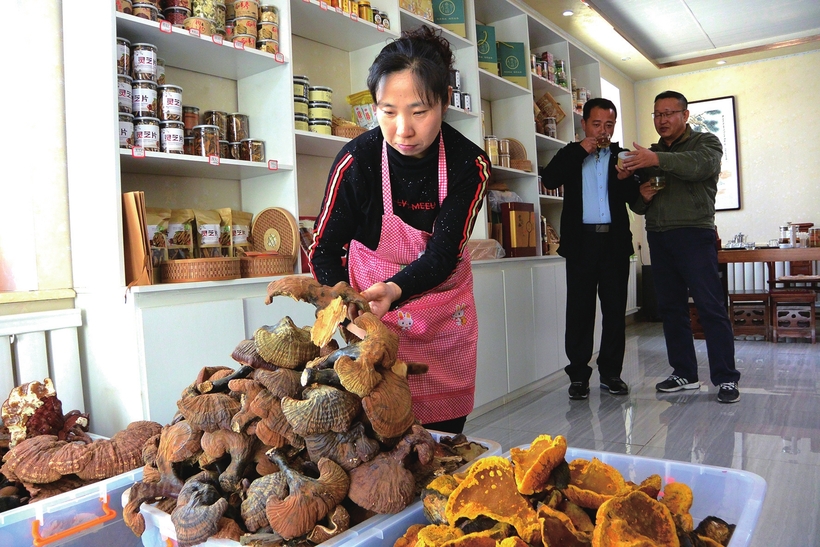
top-left (290, 0), bottom-right (399, 51)
top-left (539, 194), bottom-right (564, 203)
top-left (531, 74), bottom-right (571, 98)
top-left (119, 150), bottom-right (293, 179)
top-left (535, 132), bottom-right (566, 152)
top-left (490, 164), bottom-right (537, 181)
top-left (398, 8), bottom-right (473, 50)
top-left (478, 68), bottom-right (531, 101)
top-left (295, 130), bottom-right (350, 158)
top-left (115, 13), bottom-right (288, 80)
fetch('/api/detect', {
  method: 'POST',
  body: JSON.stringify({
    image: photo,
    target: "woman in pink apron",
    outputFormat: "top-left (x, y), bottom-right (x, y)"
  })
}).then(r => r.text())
top-left (309, 26), bottom-right (491, 434)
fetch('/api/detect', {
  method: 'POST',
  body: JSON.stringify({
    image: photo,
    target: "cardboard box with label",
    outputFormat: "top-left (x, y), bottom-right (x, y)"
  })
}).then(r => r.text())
top-left (433, 0), bottom-right (466, 37)
top-left (476, 24), bottom-right (497, 73)
top-left (501, 202), bottom-right (537, 257)
top-left (400, 0), bottom-right (434, 22)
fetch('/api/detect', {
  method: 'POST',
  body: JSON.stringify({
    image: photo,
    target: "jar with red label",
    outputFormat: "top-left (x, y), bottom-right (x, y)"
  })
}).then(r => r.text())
top-left (257, 39), bottom-right (278, 54)
top-left (215, 3), bottom-right (226, 31)
top-left (160, 121), bottom-right (185, 154)
top-left (163, 7), bottom-right (190, 26)
top-left (203, 110), bottom-right (227, 140)
top-left (233, 0), bottom-right (259, 19)
top-left (118, 75), bottom-right (133, 113)
top-left (260, 3), bottom-right (278, 22)
top-left (258, 21), bottom-right (278, 41)
top-left (119, 113), bottom-right (134, 149)
top-left (182, 106), bottom-right (200, 136)
top-left (192, 124), bottom-right (220, 157)
top-left (132, 80), bottom-right (158, 117)
top-left (233, 17), bottom-right (257, 37)
top-left (191, 0), bottom-right (217, 20)
top-left (131, 43), bottom-right (157, 81)
top-left (184, 17), bottom-right (213, 35)
top-left (134, 117), bottom-right (160, 151)
top-left (227, 113), bottom-right (249, 142)
top-left (158, 85), bottom-right (183, 121)
top-left (233, 34), bottom-right (256, 48)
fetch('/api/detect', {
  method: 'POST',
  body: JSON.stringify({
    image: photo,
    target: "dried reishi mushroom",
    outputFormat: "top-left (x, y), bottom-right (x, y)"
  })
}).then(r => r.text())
top-left (311, 295), bottom-right (348, 348)
top-left (265, 277), bottom-right (370, 317)
top-left (198, 428), bottom-right (254, 493)
top-left (154, 421), bottom-right (203, 491)
top-left (177, 392), bottom-right (241, 432)
top-left (303, 421), bottom-right (380, 471)
top-left (558, 498), bottom-right (595, 535)
top-left (444, 456), bottom-right (540, 544)
top-left (228, 378), bottom-right (266, 434)
top-left (1, 435), bottom-right (66, 483)
top-left (661, 482), bottom-right (694, 532)
top-left (693, 516), bottom-right (735, 545)
top-left (1, 378), bottom-right (60, 447)
top-left (361, 369), bottom-right (415, 440)
top-left (231, 338), bottom-right (277, 370)
top-left (265, 450), bottom-right (349, 540)
top-left (350, 312), bottom-right (399, 371)
top-left (196, 365), bottom-right (254, 394)
top-left (249, 389), bottom-right (303, 449)
top-left (538, 503), bottom-right (592, 547)
top-left (281, 384), bottom-right (361, 436)
top-left (416, 523), bottom-right (465, 545)
top-left (592, 490), bottom-right (680, 547)
top-left (241, 471), bottom-right (288, 532)
top-left (254, 317), bottom-right (320, 369)
top-left (347, 425), bottom-right (435, 514)
top-left (307, 503), bottom-right (350, 543)
top-left (421, 474), bottom-right (461, 525)
top-left (564, 458), bottom-right (628, 510)
top-left (335, 354), bottom-right (382, 398)
top-left (171, 471), bottom-right (229, 547)
top-left (254, 367), bottom-right (303, 399)
top-left (509, 433), bottom-right (567, 495)
top-left (124, 480), bottom-right (182, 536)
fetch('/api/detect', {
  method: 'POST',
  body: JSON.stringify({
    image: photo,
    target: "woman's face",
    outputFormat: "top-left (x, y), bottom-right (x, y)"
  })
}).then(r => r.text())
top-left (375, 70), bottom-right (448, 159)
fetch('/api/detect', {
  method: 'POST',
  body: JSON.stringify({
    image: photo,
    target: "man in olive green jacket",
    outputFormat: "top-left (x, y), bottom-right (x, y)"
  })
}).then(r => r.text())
top-left (623, 90), bottom-right (740, 404)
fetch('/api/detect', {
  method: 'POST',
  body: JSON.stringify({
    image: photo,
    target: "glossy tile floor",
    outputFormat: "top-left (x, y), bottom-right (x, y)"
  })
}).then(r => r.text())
top-left (464, 321), bottom-right (820, 547)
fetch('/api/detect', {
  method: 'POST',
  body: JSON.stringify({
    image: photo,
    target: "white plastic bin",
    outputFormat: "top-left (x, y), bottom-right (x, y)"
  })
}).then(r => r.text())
top-left (0, 467), bottom-right (143, 547)
top-left (127, 431), bottom-right (501, 547)
top-left (341, 446), bottom-right (766, 547)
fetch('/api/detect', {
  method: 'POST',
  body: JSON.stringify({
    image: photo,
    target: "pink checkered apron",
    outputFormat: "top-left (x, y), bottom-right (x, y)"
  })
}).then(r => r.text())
top-left (348, 136), bottom-right (478, 424)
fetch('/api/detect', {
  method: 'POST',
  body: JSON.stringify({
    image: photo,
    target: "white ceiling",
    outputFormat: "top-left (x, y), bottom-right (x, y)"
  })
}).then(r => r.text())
top-left (522, 0), bottom-right (820, 81)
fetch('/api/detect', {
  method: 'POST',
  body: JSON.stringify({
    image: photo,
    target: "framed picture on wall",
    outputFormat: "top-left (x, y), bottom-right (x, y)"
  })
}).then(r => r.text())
top-left (687, 96), bottom-right (741, 211)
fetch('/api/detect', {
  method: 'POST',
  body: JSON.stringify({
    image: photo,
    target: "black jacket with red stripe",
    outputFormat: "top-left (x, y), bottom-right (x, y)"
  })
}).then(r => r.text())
top-left (309, 122), bottom-right (490, 308)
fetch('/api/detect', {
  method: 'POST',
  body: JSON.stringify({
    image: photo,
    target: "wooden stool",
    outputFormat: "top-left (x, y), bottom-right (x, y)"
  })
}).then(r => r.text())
top-left (728, 290), bottom-right (770, 340)
top-left (770, 291), bottom-right (816, 343)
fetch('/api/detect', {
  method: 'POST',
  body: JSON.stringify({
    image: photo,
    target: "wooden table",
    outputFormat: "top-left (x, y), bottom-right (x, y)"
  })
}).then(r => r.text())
top-left (717, 247), bottom-right (820, 285)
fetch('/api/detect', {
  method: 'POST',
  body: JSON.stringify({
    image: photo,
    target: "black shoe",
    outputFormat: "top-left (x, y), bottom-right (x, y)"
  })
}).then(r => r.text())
top-left (717, 382), bottom-right (740, 403)
top-left (600, 377), bottom-right (629, 395)
top-left (568, 382), bottom-right (590, 400)
top-left (656, 375), bottom-right (700, 392)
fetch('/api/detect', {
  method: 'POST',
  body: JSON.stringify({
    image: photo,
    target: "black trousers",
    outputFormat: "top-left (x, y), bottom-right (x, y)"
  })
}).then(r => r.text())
top-left (563, 231), bottom-right (630, 383)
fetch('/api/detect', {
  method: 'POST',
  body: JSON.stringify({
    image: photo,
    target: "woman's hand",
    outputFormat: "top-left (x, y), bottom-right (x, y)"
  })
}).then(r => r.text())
top-left (360, 282), bottom-right (402, 319)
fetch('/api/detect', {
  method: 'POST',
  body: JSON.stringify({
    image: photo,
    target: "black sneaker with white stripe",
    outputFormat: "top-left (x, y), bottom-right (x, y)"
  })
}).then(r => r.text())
top-left (655, 375), bottom-right (700, 392)
top-left (717, 382), bottom-right (740, 403)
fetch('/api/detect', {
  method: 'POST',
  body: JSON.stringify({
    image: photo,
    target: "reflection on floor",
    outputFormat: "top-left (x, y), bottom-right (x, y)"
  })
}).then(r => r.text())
top-left (464, 321), bottom-right (820, 547)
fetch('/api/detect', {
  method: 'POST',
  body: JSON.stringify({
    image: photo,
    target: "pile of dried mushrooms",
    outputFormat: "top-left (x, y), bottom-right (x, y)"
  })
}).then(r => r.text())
top-left (394, 433), bottom-right (737, 547)
top-left (123, 276), bottom-right (488, 547)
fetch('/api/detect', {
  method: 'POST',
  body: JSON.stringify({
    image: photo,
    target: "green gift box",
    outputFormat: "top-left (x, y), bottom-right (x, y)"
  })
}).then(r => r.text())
top-left (476, 24), bottom-right (497, 73)
top-left (433, 0), bottom-right (466, 37)
top-left (497, 41), bottom-right (527, 87)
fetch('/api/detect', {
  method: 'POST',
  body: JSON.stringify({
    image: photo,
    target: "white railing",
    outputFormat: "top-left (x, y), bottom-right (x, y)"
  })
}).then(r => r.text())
top-left (0, 309), bottom-right (85, 412)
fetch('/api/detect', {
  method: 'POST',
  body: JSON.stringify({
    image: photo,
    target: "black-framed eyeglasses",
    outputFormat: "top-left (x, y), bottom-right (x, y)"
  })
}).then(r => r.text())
top-left (652, 110), bottom-right (683, 120)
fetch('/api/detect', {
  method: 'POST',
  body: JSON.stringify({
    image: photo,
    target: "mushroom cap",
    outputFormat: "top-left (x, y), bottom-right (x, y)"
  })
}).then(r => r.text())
top-left (177, 393), bottom-right (241, 433)
top-left (347, 446), bottom-right (417, 514)
top-left (336, 355), bottom-right (382, 398)
top-left (509, 434), bottom-right (567, 495)
top-left (254, 367), bottom-right (303, 399)
top-left (198, 429), bottom-right (255, 493)
top-left (444, 456), bottom-right (540, 543)
top-left (281, 385), bottom-right (361, 436)
top-left (265, 455), bottom-right (350, 539)
top-left (361, 370), bottom-right (415, 440)
top-left (248, 389), bottom-right (303, 448)
top-left (171, 472), bottom-right (229, 547)
top-left (303, 422), bottom-right (380, 471)
top-left (538, 503), bottom-right (592, 547)
top-left (564, 458), bottom-right (628, 510)
top-left (241, 472), bottom-right (288, 532)
top-left (1, 378), bottom-right (58, 448)
top-left (1, 435), bottom-right (66, 483)
top-left (350, 312), bottom-right (399, 370)
top-left (254, 317), bottom-right (320, 369)
top-left (228, 378), bottom-right (266, 434)
top-left (230, 339), bottom-right (276, 370)
top-left (660, 481), bottom-right (694, 532)
top-left (307, 503), bottom-right (350, 544)
top-left (311, 296), bottom-right (348, 348)
top-left (591, 490), bottom-right (680, 547)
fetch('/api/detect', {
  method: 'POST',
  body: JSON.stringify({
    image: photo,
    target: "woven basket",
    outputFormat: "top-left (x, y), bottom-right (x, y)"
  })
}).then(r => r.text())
top-left (510, 158), bottom-right (532, 172)
top-left (161, 257), bottom-right (240, 283)
top-left (240, 254), bottom-right (295, 278)
top-left (250, 208), bottom-right (299, 256)
top-left (332, 125), bottom-right (367, 139)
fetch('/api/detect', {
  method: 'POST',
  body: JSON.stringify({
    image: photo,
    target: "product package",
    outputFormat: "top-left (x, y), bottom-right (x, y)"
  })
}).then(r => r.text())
top-left (167, 209), bottom-right (194, 260)
top-left (476, 24), bottom-right (497, 73)
top-left (194, 209), bottom-right (223, 258)
top-left (145, 207), bottom-right (170, 277)
top-left (433, 0), bottom-right (466, 37)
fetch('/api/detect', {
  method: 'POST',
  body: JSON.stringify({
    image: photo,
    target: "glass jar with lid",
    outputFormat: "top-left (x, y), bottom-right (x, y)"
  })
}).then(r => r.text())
top-left (160, 120), bottom-right (185, 154)
top-left (192, 124), bottom-right (220, 157)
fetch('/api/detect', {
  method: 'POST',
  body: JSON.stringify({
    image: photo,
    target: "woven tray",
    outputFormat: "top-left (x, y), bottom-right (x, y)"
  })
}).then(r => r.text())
top-left (161, 257), bottom-right (240, 283)
top-left (507, 138), bottom-right (528, 160)
top-left (240, 254), bottom-right (295, 278)
top-left (510, 158), bottom-right (533, 172)
top-left (332, 125), bottom-right (367, 139)
top-left (250, 207), bottom-right (299, 256)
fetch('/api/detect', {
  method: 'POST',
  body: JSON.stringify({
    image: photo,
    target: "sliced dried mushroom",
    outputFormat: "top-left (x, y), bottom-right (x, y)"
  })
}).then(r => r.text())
top-left (177, 392), bottom-right (241, 432)
top-left (264, 450), bottom-right (349, 540)
top-left (171, 471), bottom-right (229, 547)
top-left (303, 421), bottom-right (380, 471)
top-left (254, 317), bottom-right (320, 369)
top-left (281, 384), bottom-right (361, 436)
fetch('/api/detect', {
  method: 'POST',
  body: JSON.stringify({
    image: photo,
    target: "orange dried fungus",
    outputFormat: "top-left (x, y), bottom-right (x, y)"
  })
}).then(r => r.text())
top-left (509, 433), bottom-right (567, 495)
top-left (592, 490), bottom-right (680, 547)
top-left (660, 482), bottom-right (694, 532)
top-left (564, 458), bottom-right (628, 509)
top-left (444, 456), bottom-right (540, 544)
top-left (538, 503), bottom-right (592, 547)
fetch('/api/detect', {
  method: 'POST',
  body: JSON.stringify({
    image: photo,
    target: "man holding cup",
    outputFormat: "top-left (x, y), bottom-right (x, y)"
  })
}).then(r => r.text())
top-left (622, 90), bottom-right (741, 404)
top-left (540, 98), bottom-right (640, 400)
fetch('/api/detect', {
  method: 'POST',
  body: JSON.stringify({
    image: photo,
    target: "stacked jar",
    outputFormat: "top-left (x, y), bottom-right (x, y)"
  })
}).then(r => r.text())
top-left (308, 86), bottom-right (333, 135)
top-left (163, 0), bottom-right (191, 28)
top-left (159, 84), bottom-right (184, 154)
top-left (131, 42), bottom-right (161, 151)
top-left (184, 0), bottom-right (226, 37)
top-left (257, 3), bottom-right (280, 54)
top-left (294, 75), bottom-right (310, 131)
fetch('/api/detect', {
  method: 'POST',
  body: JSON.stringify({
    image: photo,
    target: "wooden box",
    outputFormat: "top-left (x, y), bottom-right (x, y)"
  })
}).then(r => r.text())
top-left (501, 202), bottom-right (537, 257)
